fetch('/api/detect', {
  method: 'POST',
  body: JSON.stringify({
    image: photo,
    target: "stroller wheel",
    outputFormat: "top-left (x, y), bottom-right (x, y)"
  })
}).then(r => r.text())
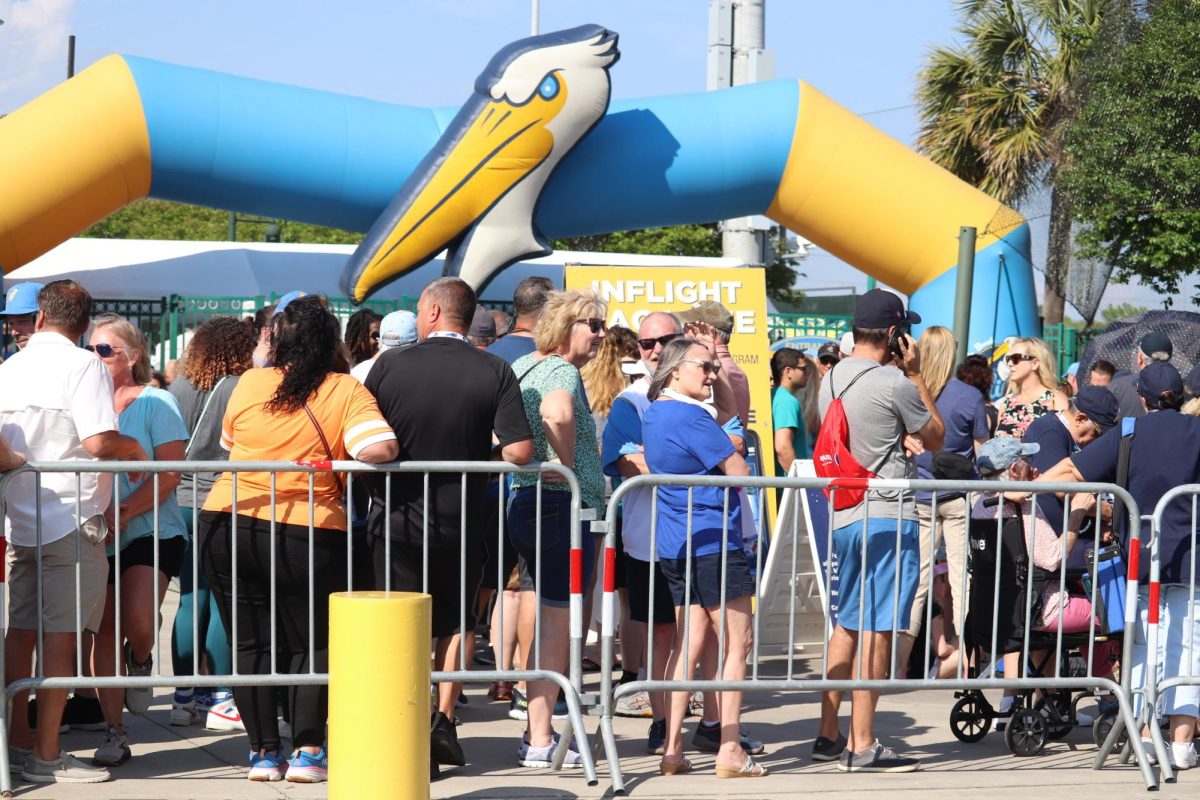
top-left (1092, 713), bottom-right (1127, 750)
top-left (1005, 707), bottom-right (1048, 757)
top-left (950, 695), bottom-right (992, 743)
top-left (1034, 698), bottom-right (1073, 740)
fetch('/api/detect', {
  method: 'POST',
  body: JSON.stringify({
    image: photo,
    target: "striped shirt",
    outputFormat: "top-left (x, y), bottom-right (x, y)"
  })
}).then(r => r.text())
top-left (203, 368), bottom-right (395, 530)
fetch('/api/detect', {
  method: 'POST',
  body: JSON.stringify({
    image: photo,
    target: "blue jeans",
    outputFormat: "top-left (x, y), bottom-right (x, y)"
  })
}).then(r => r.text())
top-left (506, 486), bottom-right (594, 607)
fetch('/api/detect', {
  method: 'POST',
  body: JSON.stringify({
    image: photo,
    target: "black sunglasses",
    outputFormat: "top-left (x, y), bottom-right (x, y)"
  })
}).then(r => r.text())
top-left (637, 333), bottom-right (680, 351)
top-left (576, 318), bottom-right (607, 334)
top-left (85, 343), bottom-right (123, 358)
top-left (1006, 353), bottom-right (1037, 365)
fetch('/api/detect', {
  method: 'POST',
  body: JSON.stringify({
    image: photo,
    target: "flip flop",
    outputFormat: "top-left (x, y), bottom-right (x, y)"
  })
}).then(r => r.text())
top-left (715, 757), bottom-right (767, 779)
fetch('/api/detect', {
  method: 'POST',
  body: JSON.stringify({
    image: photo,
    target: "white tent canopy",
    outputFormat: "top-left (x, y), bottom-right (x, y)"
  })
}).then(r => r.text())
top-left (5, 238), bottom-right (748, 304)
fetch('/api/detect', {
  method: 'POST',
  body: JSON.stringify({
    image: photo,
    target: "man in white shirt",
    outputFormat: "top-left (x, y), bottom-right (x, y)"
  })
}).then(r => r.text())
top-left (0, 280), bottom-right (146, 784)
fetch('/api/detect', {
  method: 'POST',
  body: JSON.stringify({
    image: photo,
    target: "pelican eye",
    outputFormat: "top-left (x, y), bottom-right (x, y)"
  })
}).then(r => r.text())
top-left (537, 73), bottom-right (560, 101)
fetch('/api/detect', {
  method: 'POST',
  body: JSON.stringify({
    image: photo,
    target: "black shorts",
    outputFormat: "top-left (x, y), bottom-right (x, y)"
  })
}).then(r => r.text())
top-left (624, 555), bottom-right (675, 625)
top-left (659, 548), bottom-right (756, 609)
top-left (108, 535), bottom-right (188, 585)
top-left (366, 536), bottom-right (482, 639)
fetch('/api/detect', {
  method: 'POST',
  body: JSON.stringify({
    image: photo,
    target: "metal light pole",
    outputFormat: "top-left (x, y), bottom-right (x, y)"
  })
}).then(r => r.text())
top-left (531, 0), bottom-right (539, 35)
top-left (953, 226), bottom-right (977, 363)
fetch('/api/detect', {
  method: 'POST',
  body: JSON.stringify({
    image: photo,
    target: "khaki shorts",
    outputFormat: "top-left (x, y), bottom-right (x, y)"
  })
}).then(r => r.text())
top-left (7, 529), bottom-right (109, 634)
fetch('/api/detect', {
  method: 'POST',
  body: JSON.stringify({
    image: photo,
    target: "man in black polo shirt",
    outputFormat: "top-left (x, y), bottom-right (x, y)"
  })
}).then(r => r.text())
top-left (365, 277), bottom-right (533, 773)
top-left (1023, 385), bottom-right (1118, 551)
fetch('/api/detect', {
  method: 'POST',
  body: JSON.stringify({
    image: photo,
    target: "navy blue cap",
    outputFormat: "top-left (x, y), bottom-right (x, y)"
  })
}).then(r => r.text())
top-left (852, 289), bottom-right (921, 329)
top-left (1137, 361), bottom-right (1184, 403)
top-left (1074, 385), bottom-right (1119, 433)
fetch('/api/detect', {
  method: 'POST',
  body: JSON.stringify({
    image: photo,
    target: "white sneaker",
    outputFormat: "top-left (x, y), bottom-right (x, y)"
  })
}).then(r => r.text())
top-left (1171, 742), bottom-right (1198, 770)
top-left (170, 695), bottom-right (200, 727)
top-left (206, 694), bottom-right (244, 731)
top-left (93, 727), bottom-right (131, 767)
top-left (22, 751), bottom-right (111, 784)
top-left (614, 690), bottom-right (654, 718)
top-left (1140, 738), bottom-right (1158, 766)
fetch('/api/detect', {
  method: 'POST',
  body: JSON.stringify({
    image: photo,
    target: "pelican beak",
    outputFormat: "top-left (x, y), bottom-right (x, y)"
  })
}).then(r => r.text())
top-left (345, 79), bottom-right (568, 301)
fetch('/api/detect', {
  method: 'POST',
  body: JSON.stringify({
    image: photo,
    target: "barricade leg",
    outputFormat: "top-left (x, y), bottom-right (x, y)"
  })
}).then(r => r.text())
top-left (595, 528), bottom-right (625, 793)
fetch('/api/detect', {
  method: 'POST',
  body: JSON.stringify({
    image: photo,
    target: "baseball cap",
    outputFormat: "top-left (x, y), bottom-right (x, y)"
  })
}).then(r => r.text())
top-left (0, 282), bottom-right (43, 316)
top-left (621, 358), bottom-right (648, 377)
top-left (977, 437), bottom-right (1040, 475)
top-left (470, 306), bottom-right (496, 340)
top-left (1064, 362), bottom-right (1079, 378)
top-left (678, 301), bottom-right (734, 336)
top-left (1185, 364), bottom-right (1200, 396)
top-left (817, 342), bottom-right (841, 364)
top-left (274, 290), bottom-right (309, 314)
top-left (1137, 361), bottom-right (1184, 402)
top-left (852, 288), bottom-right (921, 329)
top-left (839, 331), bottom-right (855, 356)
top-left (1139, 331), bottom-right (1173, 360)
top-left (378, 310), bottom-right (417, 350)
top-left (1074, 385), bottom-right (1119, 433)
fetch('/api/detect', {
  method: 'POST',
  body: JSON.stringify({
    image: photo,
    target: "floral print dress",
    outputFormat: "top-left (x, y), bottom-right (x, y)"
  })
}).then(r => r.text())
top-left (993, 389), bottom-right (1054, 441)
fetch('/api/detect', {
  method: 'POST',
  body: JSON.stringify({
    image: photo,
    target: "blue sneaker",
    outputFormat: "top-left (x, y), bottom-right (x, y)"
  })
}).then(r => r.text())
top-left (247, 750), bottom-right (287, 782)
top-left (285, 749), bottom-right (328, 783)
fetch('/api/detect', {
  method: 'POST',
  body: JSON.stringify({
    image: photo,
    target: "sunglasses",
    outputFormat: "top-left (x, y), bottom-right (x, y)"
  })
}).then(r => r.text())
top-left (85, 343), bottom-right (124, 358)
top-left (1006, 353), bottom-right (1037, 365)
top-left (682, 359), bottom-right (722, 375)
top-left (575, 318), bottom-right (607, 334)
top-left (637, 333), bottom-right (680, 351)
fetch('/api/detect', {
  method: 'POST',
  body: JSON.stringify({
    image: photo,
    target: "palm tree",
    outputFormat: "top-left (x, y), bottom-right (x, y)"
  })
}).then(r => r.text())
top-left (916, 0), bottom-right (1106, 325)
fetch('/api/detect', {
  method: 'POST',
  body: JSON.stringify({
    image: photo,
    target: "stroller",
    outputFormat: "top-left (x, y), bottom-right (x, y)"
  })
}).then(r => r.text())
top-left (947, 496), bottom-right (1117, 756)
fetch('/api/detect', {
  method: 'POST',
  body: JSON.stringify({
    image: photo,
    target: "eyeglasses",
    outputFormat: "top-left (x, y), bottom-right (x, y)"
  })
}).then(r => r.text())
top-left (1006, 353), bottom-right (1038, 365)
top-left (85, 343), bottom-right (124, 358)
top-left (575, 318), bottom-right (607, 334)
top-left (791, 363), bottom-right (808, 372)
top-left (637, 333), bottom-right (679, 351)
top-left (682, 359), bottom-right (722, 375)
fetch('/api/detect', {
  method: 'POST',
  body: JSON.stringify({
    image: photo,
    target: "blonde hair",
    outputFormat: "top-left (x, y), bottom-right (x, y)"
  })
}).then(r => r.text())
top-left (533, 289), bottom-right (608, 353)
top-left (581, 326), bottom-right (638, 416)
top-left (799, 355), bottom-right (821, 438)
top-left (1007, 337), bottom-right (1057, 395)
top-left (92, 314), bottom-right (153, 385)
top-left (918, 326), bottom-right (957, 400)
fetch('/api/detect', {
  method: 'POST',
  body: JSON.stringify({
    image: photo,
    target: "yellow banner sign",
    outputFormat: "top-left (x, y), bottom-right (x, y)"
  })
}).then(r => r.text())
top-left (564, 266), bottom-right (775, 478)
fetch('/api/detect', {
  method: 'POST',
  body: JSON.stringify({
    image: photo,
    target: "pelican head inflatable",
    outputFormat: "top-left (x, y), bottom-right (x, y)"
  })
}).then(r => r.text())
top-left (341, 24), bottom-right (619, 301)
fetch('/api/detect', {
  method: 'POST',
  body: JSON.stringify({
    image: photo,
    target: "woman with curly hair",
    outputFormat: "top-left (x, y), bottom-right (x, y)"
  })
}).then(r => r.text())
top-left (168, 316), bottom-right (256, 732)
top-left (343, 308), bottom-right (382, 368)
top-left (581, 325), bottom-right (639, 429)
top-left (200, 296), bottom-right (397, 782)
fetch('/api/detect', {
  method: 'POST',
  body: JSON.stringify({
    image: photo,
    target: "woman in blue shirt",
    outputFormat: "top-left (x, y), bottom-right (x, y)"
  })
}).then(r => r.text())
top-left (88, 315), bottom-right (189, 768)
top-left (642, 338), bottom-right (763, 779)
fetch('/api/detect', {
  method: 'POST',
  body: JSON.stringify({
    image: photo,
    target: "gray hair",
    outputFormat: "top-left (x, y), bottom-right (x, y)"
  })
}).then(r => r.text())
top-left (647, 337), bottom-right (703, 401)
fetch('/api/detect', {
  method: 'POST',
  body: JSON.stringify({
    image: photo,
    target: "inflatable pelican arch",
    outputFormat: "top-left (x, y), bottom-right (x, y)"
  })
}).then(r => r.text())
top-left (0, 24), bottom-right (1038, 348)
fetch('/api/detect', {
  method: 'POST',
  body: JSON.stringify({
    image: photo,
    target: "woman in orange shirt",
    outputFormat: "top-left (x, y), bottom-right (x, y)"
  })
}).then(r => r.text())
top-left (199, 296), bottom-right (397, 783)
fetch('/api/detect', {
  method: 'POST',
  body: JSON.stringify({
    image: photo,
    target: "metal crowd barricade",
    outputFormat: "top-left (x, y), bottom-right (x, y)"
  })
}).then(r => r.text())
top-left (594, 474), bottom-right (1154, 794)
top-left (1134, 485), bottom-right (1200, 784)
top-left (0, 459), bottom-right (597, 792)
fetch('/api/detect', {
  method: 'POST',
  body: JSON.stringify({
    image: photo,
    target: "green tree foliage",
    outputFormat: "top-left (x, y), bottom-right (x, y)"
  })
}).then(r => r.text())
top-left (1098, 302), bottom-right (1150, 326)
top-left (82, 199), bottom-right (362, 245)
top-left (1057, 0), bottom-right (1200, 303)
top-left (916, 0), bottom-right (1105, 324)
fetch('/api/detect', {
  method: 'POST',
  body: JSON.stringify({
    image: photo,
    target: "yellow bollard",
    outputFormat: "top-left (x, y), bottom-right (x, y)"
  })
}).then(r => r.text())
top-left (330, 591), bottom-right (431, 800)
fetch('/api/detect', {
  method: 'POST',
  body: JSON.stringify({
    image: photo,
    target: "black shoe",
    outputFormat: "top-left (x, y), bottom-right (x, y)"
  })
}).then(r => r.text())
top-left (430, 754), bottom-right (441, 781)
top-left (26, 698), bottom-right (68, 734)
top-left (63, 695), bottom-right (107, 731)
top-left (812, 732), bottom-right (847, 762)
top-left (430, 711), bottom-right (466, 766)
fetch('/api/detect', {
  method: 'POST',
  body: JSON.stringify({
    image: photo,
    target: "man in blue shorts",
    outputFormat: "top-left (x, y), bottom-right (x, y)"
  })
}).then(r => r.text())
top-left (814, 289), bottom-right (944, 773)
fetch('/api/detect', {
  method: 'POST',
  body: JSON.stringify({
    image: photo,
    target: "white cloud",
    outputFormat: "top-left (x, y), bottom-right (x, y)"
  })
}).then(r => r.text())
top-left (0, 0), bottom-right (76, 113)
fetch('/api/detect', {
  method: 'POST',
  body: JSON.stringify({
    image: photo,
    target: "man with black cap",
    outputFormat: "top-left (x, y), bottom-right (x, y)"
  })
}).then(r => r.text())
top-left (1108, 332), bottom-right (1173, 419)
top-left (814, 288), bottom-right (944, 773)
top-left (817, 341), bottom-right (842, 378)
top-left (1040, 360), bottom-right (1200, 769)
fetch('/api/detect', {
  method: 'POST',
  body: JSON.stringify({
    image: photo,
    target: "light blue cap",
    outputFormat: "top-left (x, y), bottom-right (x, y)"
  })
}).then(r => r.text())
top-left (379, 310), bottom-right (417, 350)
top-left (977, 437), bottom-right (1040, 475)
top-left (274, 290), bottom-right (308, 314)
top-left (1, 282), bottom-right (44, 315)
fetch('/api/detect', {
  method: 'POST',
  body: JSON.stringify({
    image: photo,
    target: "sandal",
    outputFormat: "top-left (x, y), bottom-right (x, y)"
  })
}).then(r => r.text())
top-left (715, 757), bottom-right (767, 779)
top-left (659, 757), bottom-right (692, 776)
top-left (581, 657), bottom-right (603, 673)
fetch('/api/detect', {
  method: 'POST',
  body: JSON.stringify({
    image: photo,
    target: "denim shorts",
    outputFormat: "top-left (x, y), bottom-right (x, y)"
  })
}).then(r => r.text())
top-left (658, 547), bottom-right (756, 610)
top-left (833, 517), bottom-right (920, 632)
top-left (506, 486), bottom-right (594, 607)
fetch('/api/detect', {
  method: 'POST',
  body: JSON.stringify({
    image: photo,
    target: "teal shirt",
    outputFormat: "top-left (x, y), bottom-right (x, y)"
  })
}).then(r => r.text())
top-left (112, 386), bottom-right (189, 552)
top-left (771, 385), bottom-right (808, 473)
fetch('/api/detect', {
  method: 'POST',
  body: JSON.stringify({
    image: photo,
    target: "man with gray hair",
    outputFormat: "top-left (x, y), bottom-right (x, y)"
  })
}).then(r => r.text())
top-left (1108, 332), bottom-right (1173, 419)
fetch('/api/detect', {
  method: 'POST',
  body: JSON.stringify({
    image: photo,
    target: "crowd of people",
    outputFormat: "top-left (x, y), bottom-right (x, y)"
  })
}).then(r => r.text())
top-left (0, 274), bottom-right (1197, 784)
